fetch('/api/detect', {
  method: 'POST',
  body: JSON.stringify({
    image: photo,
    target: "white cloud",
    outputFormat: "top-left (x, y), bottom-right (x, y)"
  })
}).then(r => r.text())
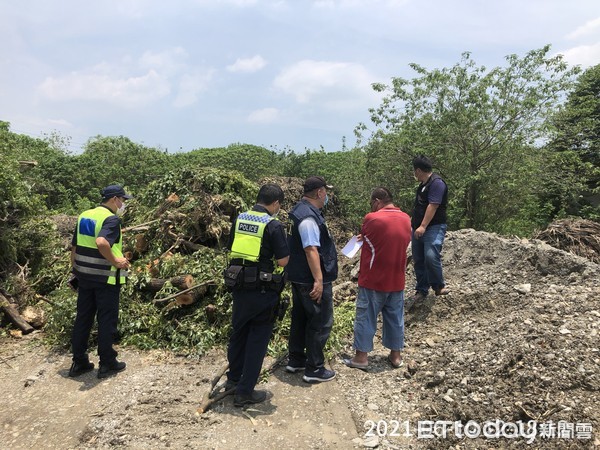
top-left (226, 55), bottom-right (267, 73)
top-left (566, 16), bottom-right (600, 40)
top-left (273, 60), bottom-right (378, 110)
top-left (559, 42), bottom-right (600, 68)
top-left (35, 49), bottom-right (216, 109)
top-left (247, 107), bottom-right (279, 123)
top-left (190, 0), bottom-right (258, 6)
top-left (220, 0), bottom-right (258, 6)
top-left (47, 118), bottom-right (73, 127)
top-left (38, 69), bottom-right (171, 108)
top-left (313, 0), bottom-right (408, 10)
top-left (173, 69), bottom-right (215, 108)
top-left (139, 48), bottom-right (189, 76)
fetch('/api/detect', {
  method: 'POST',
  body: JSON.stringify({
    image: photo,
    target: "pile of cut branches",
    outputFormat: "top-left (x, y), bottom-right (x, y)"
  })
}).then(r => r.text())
top-left (534, 219), bottom-right (600, 264)
top-left (3, 167), bottom-right (357, 357)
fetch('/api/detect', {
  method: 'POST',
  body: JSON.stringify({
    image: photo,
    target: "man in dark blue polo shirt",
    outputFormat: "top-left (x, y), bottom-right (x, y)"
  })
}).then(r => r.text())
top-left (406, 155), bottom-right (449, 311)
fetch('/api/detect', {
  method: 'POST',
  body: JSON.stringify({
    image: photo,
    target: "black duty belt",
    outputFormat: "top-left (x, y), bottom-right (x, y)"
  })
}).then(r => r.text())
top-left (230, 258), bottom-right (258, 267)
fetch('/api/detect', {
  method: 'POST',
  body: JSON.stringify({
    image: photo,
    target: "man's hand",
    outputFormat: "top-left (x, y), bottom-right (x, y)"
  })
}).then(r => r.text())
top-left (309, 280), bottom-right (323, 303)
top-left (414, 225), bottom-right (427, 239)
top-left (114, 256), bottom-right (130, 270)
top-left (304, 245), bottom-right (323, 303)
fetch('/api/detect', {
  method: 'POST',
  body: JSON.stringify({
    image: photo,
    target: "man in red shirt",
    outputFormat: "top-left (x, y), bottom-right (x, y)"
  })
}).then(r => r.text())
top-left (344, 187), bottom-right (412, 369)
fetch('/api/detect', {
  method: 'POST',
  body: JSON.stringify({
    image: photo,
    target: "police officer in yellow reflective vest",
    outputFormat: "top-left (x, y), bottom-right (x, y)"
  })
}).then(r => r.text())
top-left (224, 183), bottom-right (289, 407)
top-left (69, 185), bottom-right (132, 379)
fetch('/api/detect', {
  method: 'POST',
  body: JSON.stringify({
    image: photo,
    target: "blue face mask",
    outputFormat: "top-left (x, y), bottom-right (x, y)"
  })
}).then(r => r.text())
top-left (324, 194), bottom-right (329, 206)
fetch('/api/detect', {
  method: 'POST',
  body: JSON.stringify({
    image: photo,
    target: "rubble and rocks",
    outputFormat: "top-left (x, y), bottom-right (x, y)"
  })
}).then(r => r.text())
top-left (339, 229), bottom-right (600, 449)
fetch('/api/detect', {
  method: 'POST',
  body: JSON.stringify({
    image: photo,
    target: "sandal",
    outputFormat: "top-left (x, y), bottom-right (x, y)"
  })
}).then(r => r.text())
top-left (434, 287), bottom-right (450, 296)
top-left (387, 355), bottom-right (403, 369)
top-left (343, 358), bottom-right (369, 371)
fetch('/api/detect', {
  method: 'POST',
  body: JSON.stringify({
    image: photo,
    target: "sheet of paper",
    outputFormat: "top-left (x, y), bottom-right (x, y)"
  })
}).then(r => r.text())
top-left (341, 235), bottom-right (363, 258)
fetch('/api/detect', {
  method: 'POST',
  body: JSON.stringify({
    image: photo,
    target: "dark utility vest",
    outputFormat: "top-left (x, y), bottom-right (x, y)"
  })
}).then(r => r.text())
top-left (287, 199), bottom-right (338, 284)
top-left (412, 173), bottom-right (448, 229)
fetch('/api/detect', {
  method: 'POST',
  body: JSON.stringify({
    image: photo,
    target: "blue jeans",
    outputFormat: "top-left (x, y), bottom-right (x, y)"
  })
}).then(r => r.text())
top-left (412, 223), bottom-right (447, 294)
top-left (288, 282), bottom-right (334, 372)
top-left (353, 287), bottom-right (404, 352)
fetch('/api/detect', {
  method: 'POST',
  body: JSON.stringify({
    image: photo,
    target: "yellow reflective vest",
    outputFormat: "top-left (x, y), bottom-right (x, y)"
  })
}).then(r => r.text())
top-left (73, 206), bottom-right (127, 285)
top-left (230, 210), bottom-right (282, 274)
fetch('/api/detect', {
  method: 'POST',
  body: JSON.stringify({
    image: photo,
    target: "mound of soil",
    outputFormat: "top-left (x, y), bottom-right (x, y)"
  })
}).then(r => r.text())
top-left (341, 229), bottom-right (600, 449)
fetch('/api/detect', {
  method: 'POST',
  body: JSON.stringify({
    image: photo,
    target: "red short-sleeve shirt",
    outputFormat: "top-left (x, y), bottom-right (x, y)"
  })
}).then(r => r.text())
top-left (358, 206), bottom-right (412, 292)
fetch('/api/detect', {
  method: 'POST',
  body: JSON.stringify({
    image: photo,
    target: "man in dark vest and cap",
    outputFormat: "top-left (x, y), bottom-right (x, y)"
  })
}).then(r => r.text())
top-left (406, 156), bottom-right (449, 311)
top-left (285, 176), bottom-right (338, 383)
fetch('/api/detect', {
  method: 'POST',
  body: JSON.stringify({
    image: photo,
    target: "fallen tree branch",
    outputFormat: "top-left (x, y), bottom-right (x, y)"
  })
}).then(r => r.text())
top-left (122, 219), bottom-right (160, 233)
top-left (0, 293), bottom-right (34, 334)
top-left (18, 160), bottom-right (38, 168)
top-left (196, 352), bottom-right (289, 415)
top-left (196, 362), bottom-right (233, 414)
top-left (0, 355), bottom-right (15, 369)
top-left (34, 294), bottom-right (56, 307)
top-left (152, 280), bottom-right (216, 304)
top-left (143, 275), bottom-right (195, 292)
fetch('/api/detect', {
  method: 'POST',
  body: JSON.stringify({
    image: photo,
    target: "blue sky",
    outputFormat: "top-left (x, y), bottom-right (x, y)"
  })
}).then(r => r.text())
top-left (1, 0), bottom-right (599, 154)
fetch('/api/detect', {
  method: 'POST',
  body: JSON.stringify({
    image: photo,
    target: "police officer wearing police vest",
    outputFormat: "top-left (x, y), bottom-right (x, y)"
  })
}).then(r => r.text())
top-left (225, 183), bottom-right (289, 407)
top-left (285, 176), bottom-right (338, 383)
top-left (68, 185), bottom-right (132, 379)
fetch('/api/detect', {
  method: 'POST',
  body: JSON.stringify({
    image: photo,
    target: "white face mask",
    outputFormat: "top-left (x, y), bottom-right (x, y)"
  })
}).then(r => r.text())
top-left (116, 198), bottom-right (127, 215)
top-left (271, 201), bottom-right (280, 218)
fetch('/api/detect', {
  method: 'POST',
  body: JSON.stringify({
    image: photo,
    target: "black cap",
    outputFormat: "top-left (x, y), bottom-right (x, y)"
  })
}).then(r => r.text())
top-left (101, 185), bottom-right (133, 200)
top-left (303, 176), bottom-right (333, 193)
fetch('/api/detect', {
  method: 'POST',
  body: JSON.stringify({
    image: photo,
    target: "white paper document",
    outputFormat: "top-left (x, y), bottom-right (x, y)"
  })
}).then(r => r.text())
top-left (341, 235), bottom-right (363, 258)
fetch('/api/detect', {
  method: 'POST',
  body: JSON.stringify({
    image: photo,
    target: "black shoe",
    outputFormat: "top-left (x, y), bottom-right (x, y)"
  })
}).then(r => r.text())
top-left (225, 379), bottom-right (238, 391)
top-left (233, 390), bottom-right (267, 407)
top-left (285, 363), bottom-right (306, 373)
top-left (97, 361), bottom-right (126, 379)
top-left (68, 361), bottom-right (94, 377)
top-left (302, 367), bottom-right (336, 383)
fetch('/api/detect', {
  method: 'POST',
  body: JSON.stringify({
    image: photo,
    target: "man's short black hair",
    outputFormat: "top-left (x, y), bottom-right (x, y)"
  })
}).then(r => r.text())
top-left (412, 155), bottom-right (433, 172)
top-left (371, 187), bottom-right (393, 204)
top-left (257, 183), bottom-right (284, 205)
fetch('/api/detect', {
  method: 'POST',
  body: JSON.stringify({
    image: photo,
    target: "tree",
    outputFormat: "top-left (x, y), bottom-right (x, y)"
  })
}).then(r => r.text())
top-left (172, 144), bottom-right (287, 181)
top-left (282, 147), bottom-right (371, 226)
top-left (356, 46), bottom-right (580, 234)
top-left (80, 136), bottom-right (173, 193)
top-left (544, 64), bottom-right (600, 219)
top-left (0, 122), bottom-right (54, 278)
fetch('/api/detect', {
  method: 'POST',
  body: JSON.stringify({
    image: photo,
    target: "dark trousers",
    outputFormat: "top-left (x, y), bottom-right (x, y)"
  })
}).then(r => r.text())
top-left (288, 282), bottom-right (333, 372)
top-left (227, 288), bottom-right (278, 395)
top-left (71, 280), bottom-right (120, 366)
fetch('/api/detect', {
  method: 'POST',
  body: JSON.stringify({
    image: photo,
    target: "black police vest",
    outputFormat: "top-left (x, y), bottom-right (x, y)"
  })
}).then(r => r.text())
top-left (412, 173), bottom-right (448, 229)
top-left (287, 199), bottom-right (338, 284)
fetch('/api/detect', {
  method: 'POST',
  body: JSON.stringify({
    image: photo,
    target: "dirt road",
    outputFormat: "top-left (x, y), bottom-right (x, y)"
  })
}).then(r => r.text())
top-left (0, 334), bottom-right (369, 449)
